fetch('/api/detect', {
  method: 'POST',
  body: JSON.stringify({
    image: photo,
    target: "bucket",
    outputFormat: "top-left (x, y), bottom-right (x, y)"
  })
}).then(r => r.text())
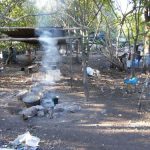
top-left (52, 96), bottom-right (59, 105)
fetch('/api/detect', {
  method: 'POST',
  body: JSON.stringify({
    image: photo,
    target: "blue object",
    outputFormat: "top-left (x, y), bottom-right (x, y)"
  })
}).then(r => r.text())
top-left (132, 59), bottom-right (139, 67)
top-left (124, 77), bottom-right (138, 85)
top-left (96, 31), bottom-right (105, 41)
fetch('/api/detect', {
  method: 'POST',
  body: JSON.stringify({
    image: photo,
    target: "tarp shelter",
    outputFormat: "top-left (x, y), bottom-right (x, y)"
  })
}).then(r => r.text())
top-left (0, 27), bottom-right (66, 45)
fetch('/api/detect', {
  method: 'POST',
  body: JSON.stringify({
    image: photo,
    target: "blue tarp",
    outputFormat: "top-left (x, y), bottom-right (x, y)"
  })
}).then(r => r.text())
top-left (124, 77), bottom-right (138, 85)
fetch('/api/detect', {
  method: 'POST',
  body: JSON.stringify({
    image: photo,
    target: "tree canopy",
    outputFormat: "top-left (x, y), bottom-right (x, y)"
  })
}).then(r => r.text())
top-left (0, 0), bottom-right (149, 49)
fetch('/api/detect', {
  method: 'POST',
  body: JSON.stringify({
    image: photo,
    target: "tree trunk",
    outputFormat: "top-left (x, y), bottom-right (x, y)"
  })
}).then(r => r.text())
top-left (143, 3), bottom-right (150, 73)
top-left (81, 32), bottom-right (89, 101)
top-left (82, 52), bottom-right (89, 101)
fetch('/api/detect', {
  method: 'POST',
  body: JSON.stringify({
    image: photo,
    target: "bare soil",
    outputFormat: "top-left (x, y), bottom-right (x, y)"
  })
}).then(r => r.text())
top-left (0, 54), bottom-right (150, 150)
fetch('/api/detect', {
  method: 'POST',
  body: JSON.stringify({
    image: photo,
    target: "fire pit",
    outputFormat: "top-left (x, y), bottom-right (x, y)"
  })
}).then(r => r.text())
top-left (20, 88), bottom-right (59, 108)
top-left (22, 92), bottom-right (41, 107)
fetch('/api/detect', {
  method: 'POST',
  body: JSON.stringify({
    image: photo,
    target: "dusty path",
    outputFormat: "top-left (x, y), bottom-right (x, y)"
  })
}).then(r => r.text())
top-left (0, 61), bottom-right (150, 150)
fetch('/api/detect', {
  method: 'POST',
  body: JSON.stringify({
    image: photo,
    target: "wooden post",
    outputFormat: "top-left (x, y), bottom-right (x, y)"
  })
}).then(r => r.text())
top-left (70, 40), bottom-right (73, 88)
top-left (75, 39), bottom-right (80, 63)
top-left (68, 29), bottom-right (73, 88)
top-left (81, 29), bottom-right (89, 101)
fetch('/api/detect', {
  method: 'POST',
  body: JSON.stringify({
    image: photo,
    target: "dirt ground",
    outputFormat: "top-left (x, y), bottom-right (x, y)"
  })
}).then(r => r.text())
top-left (0, 54), bottom-right (150, 150)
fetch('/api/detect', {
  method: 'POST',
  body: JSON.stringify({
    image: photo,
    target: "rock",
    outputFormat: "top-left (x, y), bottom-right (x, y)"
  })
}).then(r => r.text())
top-left (20, 106), bottom-right (38, 120)
top-left (37, 110), bottom-right (45, 117)
top-left (54, 107), bottom-right (64, 113)
top-left (20, 105), bottom-right (45, 120)
top-left (45, 108), bottom-right (54, 119)
top-left (54, 102), bottom-right (81, 113)
top-left (16, 90), bottom-right (28, 101)
top-left (34, 105), bottom-right (45, 110)
top-left (66, 105), bottom-right (81, 113)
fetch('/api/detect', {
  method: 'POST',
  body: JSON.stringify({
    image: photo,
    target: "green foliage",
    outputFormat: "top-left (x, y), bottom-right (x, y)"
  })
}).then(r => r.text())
top-left (123, 12), bottom-right (144, 44)
top-left (0, 0), bottom-right (148, 52)
top-left (0, 0), bottom-right (37, 27)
